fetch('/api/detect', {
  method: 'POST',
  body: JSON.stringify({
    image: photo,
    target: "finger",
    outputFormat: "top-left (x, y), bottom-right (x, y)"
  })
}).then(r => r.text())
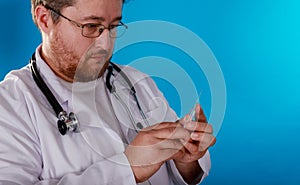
top-left (145, 122), bottom-right (181, 131)
top-left (156, 139), bottom-right (184, 150)
top-left (150, 127), bottom-right (190, 141)
top-left (196, 104), bottom-right (207, 123)
top-left (183, 141), bottom-right (199, 154)
top-left (176, 116), bottom-right (189, 127)
top-left (143, 139), bottom-right (185, 164)
top-left (185, 122), bottom-right (213, 134)
top-left (198, 137), bottom-right (216, 152)
top-left (190, 132), bottom-right (216, 151)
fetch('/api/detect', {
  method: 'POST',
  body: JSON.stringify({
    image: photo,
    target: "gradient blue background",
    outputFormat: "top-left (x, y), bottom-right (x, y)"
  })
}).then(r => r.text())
top-left (1, 0), bottom-right (299, 185)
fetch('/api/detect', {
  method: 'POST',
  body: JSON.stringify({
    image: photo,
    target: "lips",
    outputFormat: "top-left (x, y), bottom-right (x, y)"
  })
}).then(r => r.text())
top-left (89, 54), bottom-right (107, 62)
top-left (84, 49), bottom-right (109, 64)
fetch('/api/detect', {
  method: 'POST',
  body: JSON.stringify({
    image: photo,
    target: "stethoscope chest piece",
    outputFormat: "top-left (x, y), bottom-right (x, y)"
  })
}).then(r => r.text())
top-left (57, 111), bottom-right (80, 135)
top-left (30, 53), bottom-right (80, 136)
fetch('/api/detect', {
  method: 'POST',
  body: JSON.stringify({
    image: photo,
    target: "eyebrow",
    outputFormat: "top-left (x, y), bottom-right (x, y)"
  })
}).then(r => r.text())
top-left (81, 16), bottom-right (123, 23)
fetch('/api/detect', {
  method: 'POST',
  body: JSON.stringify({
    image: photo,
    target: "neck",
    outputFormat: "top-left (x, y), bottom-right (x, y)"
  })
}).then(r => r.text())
top-left (40, 46), bottom-right (75, 83)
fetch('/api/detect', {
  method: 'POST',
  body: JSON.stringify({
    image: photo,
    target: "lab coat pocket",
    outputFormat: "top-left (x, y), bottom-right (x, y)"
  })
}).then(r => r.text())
top-left (143, 96), bottom-right (169, 126)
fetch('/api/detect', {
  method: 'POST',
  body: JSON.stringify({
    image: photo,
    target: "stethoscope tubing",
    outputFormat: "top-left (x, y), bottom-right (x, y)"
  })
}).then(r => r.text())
top-left (30, 52), bottom-right (149, 135)
top-left (30, 53), bottom-right (64, 117)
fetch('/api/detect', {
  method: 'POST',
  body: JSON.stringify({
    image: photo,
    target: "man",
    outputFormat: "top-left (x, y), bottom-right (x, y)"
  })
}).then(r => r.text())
top-left (0, 0), bottom-right (216, 184)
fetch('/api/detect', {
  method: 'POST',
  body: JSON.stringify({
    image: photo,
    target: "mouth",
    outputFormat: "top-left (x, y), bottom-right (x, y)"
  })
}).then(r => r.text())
top-left (82, 49), bottom-right (110, 65)
top-left (89, 54), bottom-right (107, 63)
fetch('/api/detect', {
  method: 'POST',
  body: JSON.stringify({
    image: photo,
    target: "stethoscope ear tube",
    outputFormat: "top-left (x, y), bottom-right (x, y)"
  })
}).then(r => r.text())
top-left (108, 62), bottom-right (136, 94)
top-left (106, 62), bottom-right (150, 130)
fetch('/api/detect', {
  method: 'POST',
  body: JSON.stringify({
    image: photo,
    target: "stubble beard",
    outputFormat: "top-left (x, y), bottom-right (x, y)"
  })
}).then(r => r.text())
top-left (49, 31), bottom-right (111, 82)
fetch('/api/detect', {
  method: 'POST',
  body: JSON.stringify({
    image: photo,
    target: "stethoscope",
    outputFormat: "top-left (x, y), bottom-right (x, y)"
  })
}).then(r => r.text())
top-left (30, 53), bottom-right (149, 135)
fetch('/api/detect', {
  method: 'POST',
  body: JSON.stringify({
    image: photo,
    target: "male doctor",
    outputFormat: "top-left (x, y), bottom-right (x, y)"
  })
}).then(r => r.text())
top-left (0, 0), bottom-right (216, 184)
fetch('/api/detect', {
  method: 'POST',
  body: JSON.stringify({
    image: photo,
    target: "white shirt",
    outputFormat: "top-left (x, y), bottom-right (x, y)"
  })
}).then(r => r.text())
top-left (0, 46), bottom-right (211, 185)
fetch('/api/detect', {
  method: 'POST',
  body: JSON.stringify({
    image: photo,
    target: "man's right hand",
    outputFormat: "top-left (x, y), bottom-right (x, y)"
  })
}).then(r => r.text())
top-left (124, 122), bottom-right (191, 183)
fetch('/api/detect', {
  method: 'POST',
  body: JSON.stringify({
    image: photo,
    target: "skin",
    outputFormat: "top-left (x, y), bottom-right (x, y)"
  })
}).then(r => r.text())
top-left (34, 0), bottom-right (216, 183)
top-left (36, 0), bottom-right (122, 82)
top-left (125, 104), bottom-right (216, 183)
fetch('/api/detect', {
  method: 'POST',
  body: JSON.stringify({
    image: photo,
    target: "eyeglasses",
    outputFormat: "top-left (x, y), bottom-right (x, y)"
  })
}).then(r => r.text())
top-left (44, 5), bottom-right (128, 38)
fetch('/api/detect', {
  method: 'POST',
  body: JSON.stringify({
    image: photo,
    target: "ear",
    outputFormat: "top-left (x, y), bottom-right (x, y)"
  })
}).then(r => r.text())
top-left (35, 5), bottom-right (53, 34)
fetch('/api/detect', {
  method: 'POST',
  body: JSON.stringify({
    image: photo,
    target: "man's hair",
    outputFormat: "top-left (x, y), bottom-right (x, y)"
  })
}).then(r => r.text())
top-left (31, 0), bottom-right (125, 27)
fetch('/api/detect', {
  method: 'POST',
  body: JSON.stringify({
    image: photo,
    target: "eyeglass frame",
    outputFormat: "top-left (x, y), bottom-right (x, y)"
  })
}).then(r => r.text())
top-left (44, 5), bottom-right (128, 38)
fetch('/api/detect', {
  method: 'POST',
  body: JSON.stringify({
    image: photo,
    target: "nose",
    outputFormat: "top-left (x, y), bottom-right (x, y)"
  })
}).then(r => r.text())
top-left (94, 29), bottom-right (113, 51)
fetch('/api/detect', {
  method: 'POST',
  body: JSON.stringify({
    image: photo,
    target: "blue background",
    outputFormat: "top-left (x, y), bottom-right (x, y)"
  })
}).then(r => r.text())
top-left (1, 0), bottom-right (299, 185)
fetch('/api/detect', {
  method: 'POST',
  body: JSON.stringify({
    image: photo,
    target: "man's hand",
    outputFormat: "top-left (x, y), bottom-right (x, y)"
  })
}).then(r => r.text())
top-left (174, 104), bottom-right (216, 183)
top-left (124, 104), bottom-right (216, 183)
top-left (124, 122), bottom-right (191, 183)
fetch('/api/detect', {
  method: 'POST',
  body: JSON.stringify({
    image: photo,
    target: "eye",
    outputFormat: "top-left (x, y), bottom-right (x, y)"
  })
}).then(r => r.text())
top-left (82, 23), bottom-right (103, 36)
top-left (84, 23), bottom-right (99, 29)
top-left (109, 24), bottom-right (119, 29)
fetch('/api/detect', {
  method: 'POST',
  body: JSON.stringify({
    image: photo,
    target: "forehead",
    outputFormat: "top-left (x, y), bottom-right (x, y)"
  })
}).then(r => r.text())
top-left (65, 0), bottom-right (123, 22)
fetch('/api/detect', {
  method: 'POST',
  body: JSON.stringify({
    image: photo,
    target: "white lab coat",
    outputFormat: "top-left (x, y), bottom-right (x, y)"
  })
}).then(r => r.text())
top-left (0, 47), bottom-right (211, 185)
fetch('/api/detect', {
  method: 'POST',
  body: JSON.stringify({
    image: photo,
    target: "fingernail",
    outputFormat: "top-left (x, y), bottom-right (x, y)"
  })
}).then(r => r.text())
top-left (191, 132), bottom-right (199, 139)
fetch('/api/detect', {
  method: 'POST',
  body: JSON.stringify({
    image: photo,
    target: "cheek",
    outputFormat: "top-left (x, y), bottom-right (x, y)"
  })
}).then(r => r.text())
top-left (65, 35), bottom-right (94, 60)
top-left (58, 24), bottom-right (91, 56)
top-left (108, 37), bottom-right (116, 54)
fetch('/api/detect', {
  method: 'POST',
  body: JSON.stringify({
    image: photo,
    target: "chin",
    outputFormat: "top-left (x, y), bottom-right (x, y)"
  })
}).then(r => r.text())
top-left (74, 60), bottom-right (110, 82)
